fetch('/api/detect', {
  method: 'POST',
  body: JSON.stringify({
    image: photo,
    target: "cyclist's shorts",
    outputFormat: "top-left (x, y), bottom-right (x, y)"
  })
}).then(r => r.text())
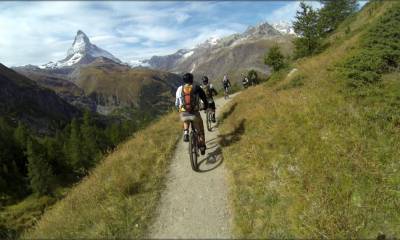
top-left (180, 112), bottom-right (197, 122)
top-left (180, 112), bottom-right (204, 135)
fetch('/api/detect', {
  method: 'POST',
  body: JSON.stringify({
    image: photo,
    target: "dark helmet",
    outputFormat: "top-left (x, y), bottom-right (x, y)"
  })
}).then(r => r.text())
top-left (183, 73), bottom-right (193, 84)
top-left (202, 76), bottom-right (209, 84)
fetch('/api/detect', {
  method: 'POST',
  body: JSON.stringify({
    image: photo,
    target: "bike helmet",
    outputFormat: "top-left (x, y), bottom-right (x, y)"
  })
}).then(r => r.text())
top-left (182, 73), bottom-right (193, 84)
top-left (202, 76), bottom-right (209, 84)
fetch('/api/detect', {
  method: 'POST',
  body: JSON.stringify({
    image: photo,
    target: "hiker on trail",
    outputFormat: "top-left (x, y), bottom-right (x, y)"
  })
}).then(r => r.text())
top-left (175, 73), bottom-right (209, 155)
top-left (201, 76), bottom-right (218, 123)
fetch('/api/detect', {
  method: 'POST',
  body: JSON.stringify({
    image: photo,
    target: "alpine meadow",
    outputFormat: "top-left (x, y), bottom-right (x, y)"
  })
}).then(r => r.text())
top-left (1, 1), bottom-right (399, 239)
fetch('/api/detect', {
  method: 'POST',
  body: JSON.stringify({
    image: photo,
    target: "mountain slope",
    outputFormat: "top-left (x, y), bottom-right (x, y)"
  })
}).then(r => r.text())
top-left (0, 63), bottom-right (80, 133)
top-left (218, 1), bottom-right (400, 238)
top-left (74, 61), bottom-right (181, 115)
top-left (12, 65), bottom-right (96, 111)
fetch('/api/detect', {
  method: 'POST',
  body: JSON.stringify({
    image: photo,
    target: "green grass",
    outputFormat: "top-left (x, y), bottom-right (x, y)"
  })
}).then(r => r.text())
top-left (0, 194), bottom-right (59, 239)
top-left (219, 1), bottom-right (400, 238)
top-left (23, 112), bottom-right (181, 238)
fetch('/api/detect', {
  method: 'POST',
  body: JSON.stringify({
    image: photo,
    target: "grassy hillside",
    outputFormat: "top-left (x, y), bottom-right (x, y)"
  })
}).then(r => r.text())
top-left (219, 1), bottom-right (399, 238)
top-left (23, 112), bottom-right (181, 238)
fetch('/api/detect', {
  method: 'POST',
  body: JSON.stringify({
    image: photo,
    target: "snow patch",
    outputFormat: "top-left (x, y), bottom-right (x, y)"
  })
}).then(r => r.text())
top-left (208, 36), bottom-right (220, 45)
top-left (183, 51), bottom-right (194, 59)
top-left (272, 21), bottom-right (296, 35)
top-left (190, 63), bottom-right (196, 73)
top-left (129, 59), bottom-right (150, 68)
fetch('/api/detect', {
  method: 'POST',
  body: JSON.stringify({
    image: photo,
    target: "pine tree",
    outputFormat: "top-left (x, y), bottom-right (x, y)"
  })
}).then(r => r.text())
top-left (264, 45), bottom-right (286, 72)
top-left (0, 118), bottom-right (27, 196)
top-left (318, 0), bottom-right (358, 35)
top-left (81, 110), bottom-right (99, 169)
top-left (14, 121), bottom-right (28, 151)
top-left (293, 2), bottom-right (321, 58)
top-left (108, 123), bottom-right (122, 147)
top-left (66, 119), bottom-right (83, 174)
top-left (26, 139), bottom-right (53, 195)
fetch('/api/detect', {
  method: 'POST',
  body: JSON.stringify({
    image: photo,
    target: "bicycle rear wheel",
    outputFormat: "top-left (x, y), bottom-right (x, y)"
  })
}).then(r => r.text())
top-left (189, 130), bottom-right (198, 171)
top-left (206, 111), bottom-right (212, 131)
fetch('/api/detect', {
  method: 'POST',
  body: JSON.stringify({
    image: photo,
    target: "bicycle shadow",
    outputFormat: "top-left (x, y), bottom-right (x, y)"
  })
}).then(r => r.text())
top-left (217, 102), bottom-right (237, 125)
top-left (197, 146), bottom-right (224, 173)
top-left (219, 119), bottom-right (246, 147)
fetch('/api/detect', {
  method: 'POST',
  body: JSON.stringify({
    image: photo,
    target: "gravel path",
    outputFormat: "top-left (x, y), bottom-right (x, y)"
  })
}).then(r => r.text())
top-left (149, 95), bottom-right (236, 239)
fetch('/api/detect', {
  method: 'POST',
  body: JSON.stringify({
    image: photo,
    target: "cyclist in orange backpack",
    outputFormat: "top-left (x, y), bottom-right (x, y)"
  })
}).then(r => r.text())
top-left (175, 73), bottom-right (209, 155)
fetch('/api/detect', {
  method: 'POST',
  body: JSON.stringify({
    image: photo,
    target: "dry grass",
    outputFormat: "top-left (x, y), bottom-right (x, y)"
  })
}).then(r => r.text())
top-left (23, 112), bottom-right (181, 239)
top-left (219, 2), bottom-right (400, 238)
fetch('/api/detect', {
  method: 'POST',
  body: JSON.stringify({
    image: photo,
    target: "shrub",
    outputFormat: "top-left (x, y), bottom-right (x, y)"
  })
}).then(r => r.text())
top-left (339, 4), bottom-right (400, 85)
top-left (264, 45), bottom-right (286, 72)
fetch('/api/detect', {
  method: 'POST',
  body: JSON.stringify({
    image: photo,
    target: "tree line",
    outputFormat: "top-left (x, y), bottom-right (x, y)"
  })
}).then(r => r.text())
top-left (265, 0), bottom-right (359, 71)
top-left (0, 110), bottom-right (151, 200)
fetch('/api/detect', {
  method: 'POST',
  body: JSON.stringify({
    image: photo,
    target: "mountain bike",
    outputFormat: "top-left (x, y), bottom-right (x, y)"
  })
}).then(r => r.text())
top-left (181, 112), bottom-right (200, 171)
top-left (224, 86), bottom-right (230, 100)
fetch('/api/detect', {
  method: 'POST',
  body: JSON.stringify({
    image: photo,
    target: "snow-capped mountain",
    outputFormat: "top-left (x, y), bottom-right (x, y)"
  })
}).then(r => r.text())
top-left (41, 30), bottom-right (121, 69)
top-left (141, 21), bottom-right (286, 72)
top-left (272, 21), bottom-right (296, 35)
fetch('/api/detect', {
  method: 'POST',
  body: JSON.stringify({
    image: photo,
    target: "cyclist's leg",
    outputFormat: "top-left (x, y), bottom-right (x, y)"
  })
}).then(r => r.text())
top-left (180, 113), bottom-right (190, 142)
top-left (210, 101), bottom-right (216, 121)
top-left (183, 121), bottom-right (189, 130)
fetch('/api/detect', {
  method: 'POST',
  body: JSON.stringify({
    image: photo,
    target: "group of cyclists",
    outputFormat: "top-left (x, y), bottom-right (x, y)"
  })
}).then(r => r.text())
top-left (175, 73), bottom-right (231, 156)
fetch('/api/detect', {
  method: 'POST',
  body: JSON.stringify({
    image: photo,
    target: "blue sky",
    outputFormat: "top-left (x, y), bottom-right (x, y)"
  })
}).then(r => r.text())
top-left (0, 1), bottom-right (364, 67)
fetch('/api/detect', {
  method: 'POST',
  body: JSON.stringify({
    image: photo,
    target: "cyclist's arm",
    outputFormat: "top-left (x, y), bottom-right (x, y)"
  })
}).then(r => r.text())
top-left (175, 86), bottom-right (182, 110)
top-left (196, 85), bottom-right (209, 109)
top-left (210, 84), bottom-right (218, 95)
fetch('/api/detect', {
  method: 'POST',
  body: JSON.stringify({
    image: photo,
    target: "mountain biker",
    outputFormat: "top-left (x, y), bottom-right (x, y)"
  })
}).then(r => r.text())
top-left (175, 73), bottom-right (209, 155)
top-left (200, 76), bottom-right (218, 123)
top-left (222, 74), bottom-right (231, 99)
top-left (241, 73), bottom-right (249, 89)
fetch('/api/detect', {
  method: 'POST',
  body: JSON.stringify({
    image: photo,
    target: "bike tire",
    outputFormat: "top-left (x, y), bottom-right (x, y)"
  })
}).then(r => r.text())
top-left (206, 111), bottom-right (212, 131)
top-left (189, 131), bottom-right (198, 171)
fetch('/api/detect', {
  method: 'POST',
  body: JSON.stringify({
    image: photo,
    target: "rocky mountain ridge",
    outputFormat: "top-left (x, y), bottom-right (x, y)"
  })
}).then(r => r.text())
top-left (137, 21), bottom-right (294, 84)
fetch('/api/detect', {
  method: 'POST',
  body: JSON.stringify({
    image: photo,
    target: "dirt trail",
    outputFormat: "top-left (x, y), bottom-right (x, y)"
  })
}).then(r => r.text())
top-left (149, 95), bottom-right (237, 239)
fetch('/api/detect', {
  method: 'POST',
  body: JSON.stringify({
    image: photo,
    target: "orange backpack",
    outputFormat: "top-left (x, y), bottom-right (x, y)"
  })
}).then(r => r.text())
top-left (182, 84), bottom-right (198, 113)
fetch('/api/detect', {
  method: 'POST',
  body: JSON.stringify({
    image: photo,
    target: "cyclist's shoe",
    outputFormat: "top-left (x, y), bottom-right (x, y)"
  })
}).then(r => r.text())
top-left (200, 146), bottom-right (206, 155)
top-left (212, 114), bottom-right (216, 123)
top-left (183, 130), bottom-right (189, 142)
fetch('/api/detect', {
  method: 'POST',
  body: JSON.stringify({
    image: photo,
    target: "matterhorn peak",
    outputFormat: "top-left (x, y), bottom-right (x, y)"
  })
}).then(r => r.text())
top-left (41, 30), bottom-right (121, 69)
top-left (67, 30), bottom-right (92, 56)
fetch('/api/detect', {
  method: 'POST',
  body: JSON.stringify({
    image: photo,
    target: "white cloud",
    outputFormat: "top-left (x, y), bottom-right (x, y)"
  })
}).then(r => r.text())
top-left (265, 1), bottom-right (322, 25)
top-left (0, 1), bottom-right (323, 67)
